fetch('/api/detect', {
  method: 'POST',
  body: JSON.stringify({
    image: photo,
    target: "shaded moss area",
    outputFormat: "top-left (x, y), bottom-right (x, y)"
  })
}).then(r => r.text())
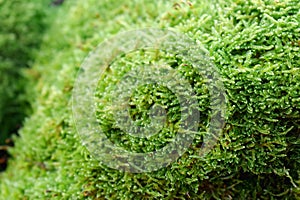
top-left (0, 0), bottom-right (52, 144)
top-left (0, 0), bottom-right (65, 173)
top-left (0, 0), bottom-right (299, 199)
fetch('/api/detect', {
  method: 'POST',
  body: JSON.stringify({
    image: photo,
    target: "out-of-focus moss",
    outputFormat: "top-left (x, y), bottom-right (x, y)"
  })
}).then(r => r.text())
top-left (0, 0), bottom-right (60, 144)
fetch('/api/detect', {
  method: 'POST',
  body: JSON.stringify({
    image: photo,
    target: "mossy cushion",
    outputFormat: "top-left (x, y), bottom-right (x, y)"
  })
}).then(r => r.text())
top-left (0, 0), bottom-right (299, 199)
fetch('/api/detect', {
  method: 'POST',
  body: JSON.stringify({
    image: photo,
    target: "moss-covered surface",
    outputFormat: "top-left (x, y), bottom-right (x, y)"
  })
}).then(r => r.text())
top-left (0, 0), bottom-right (60, 144)
top-left (0, 0), bottom-right (299, 199)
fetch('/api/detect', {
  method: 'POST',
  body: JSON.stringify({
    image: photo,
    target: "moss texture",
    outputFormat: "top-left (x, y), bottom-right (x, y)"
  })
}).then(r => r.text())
top-left (0, 0), bottom-right (299, 199)
top-left (0, 0), bottom-right (57, 144)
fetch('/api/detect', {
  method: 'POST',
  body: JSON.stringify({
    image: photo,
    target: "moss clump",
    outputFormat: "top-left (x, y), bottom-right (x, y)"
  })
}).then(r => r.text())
top-left (0, 0), bottom-right (299, 199)
top-left (0, 0), bottom-right (56, 144)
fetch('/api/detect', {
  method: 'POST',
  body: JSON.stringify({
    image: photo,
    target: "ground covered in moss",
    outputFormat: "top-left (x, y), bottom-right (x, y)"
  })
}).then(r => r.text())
top-left (0, 0), bottom-right (299, 199)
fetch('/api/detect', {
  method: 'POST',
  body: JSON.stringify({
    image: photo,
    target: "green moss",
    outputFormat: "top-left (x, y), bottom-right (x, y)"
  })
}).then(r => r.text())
top-left (0, 0), bottom-right (299, 199)
top-left (0, 0), bottom-right (58, 144)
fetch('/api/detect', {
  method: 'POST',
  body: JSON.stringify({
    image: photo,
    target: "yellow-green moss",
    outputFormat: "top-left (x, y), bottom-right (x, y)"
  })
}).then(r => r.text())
top-left (0, 0), bottom-right (299, 199)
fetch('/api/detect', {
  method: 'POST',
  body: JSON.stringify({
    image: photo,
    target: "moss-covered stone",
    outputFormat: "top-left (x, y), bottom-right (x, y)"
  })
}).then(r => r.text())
top-left (0, 0), bottom-right (299, 199)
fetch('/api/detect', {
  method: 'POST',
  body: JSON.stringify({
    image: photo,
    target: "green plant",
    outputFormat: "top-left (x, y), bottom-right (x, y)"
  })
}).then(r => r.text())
top-left (0, 0), bottom-right (55, 144)
top-left (0, 0), bottom-right (299, 199)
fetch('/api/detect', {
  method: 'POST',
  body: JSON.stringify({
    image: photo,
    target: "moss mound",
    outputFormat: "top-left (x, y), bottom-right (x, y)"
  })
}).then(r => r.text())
top-left (0, 0), bottom-right (58, 144)
top-left (0, 0), bottom-right (299, 199)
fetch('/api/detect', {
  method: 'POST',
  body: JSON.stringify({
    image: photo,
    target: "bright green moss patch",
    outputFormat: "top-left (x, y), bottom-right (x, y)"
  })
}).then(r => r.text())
top-left (0, 0), bottom-right (299, 199)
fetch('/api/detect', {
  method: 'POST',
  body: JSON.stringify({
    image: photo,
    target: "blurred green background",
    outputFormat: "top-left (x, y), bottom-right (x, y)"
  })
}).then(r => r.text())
top-left (0, 0), bottom-right (61, 144)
